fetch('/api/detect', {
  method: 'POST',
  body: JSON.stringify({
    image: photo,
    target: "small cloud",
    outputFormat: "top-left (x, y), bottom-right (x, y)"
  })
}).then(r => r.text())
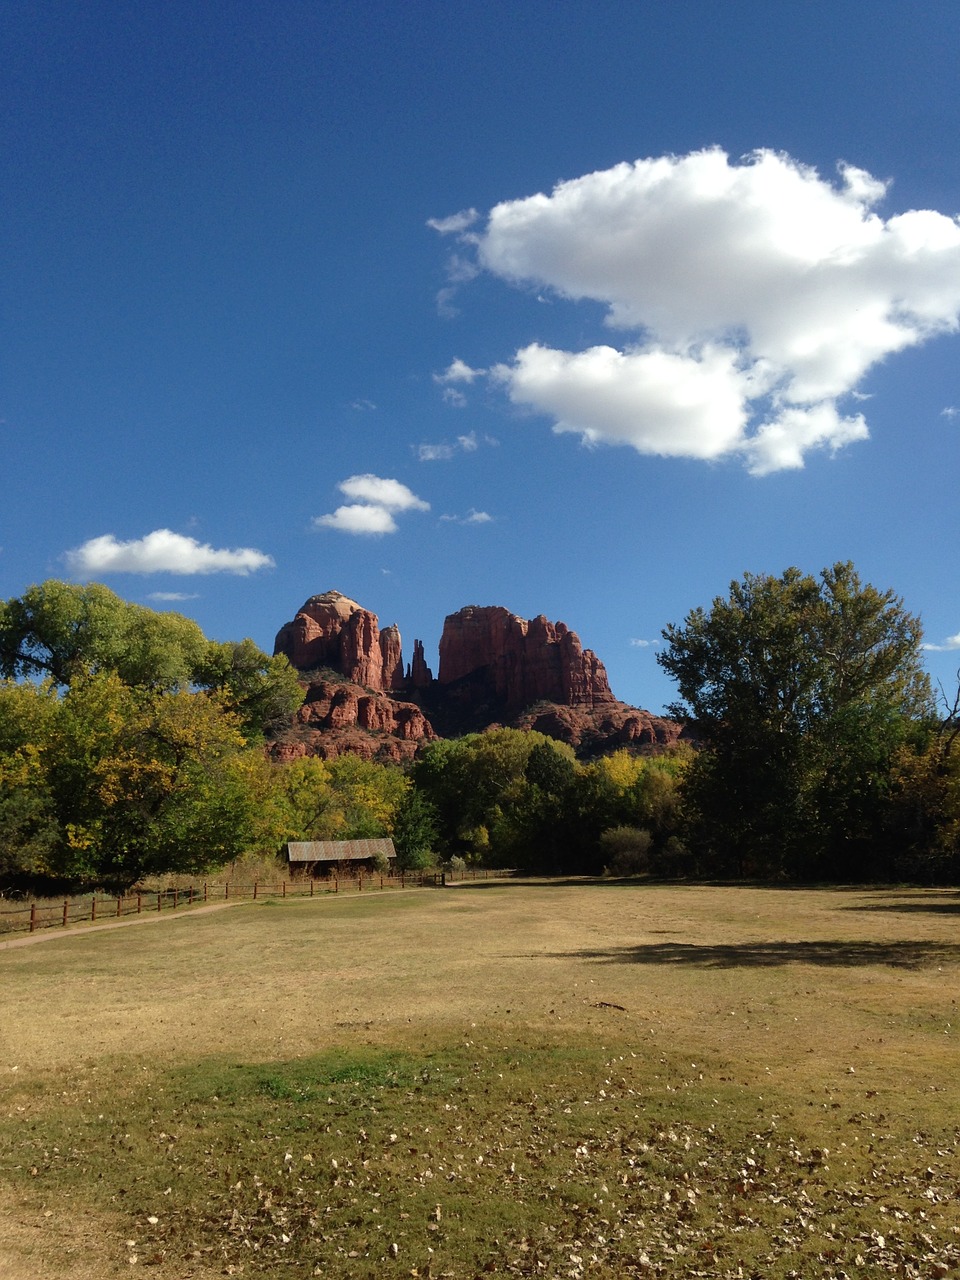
top-left (417, 442), bottom-right (456, 461)
top-left (427, 208), bottom-right (479, 235)
top-left (147, 591), bottom-right (200, 602)
top-left (350, 398), bottom-right (377, 411)
top-left (337, 474), bottom-right (430, 511)
top-left (429, 223), bottom-right (483, 315)
top-left (440, 508), bottom-right (493, 526)
top-left (314, 474), bottom-right (430, 537)
top-left (442, 388), bottom-right (468, 408)
top-left (416, 431), bottom-right (490, 462)
top-left (436, 287), bottom-right (460, 319)
top-left (65, 530), bottom-right (274, 576)
top-left (316, 505), bottom-right (398, 535)
top-left (630, 638), bottom-right (659, 648)
top-left (941, 406), bottom-right (959, 419)
top-left (434, 358), bottom-right (484, 385)
top-left (923, 633), bottom-right (960, 651)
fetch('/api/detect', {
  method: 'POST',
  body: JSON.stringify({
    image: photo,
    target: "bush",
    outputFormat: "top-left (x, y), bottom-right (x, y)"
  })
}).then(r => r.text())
top-left (600, 826), bottom-right (653, 877)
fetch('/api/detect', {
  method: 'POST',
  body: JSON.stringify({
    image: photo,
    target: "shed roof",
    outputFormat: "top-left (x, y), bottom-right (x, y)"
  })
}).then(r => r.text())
top-left (286, 838), bottom-right (396, 863)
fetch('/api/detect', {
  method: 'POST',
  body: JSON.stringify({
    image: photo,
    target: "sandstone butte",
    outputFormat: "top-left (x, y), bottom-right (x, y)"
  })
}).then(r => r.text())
top-left (270, 589), bottom-right (685, 764)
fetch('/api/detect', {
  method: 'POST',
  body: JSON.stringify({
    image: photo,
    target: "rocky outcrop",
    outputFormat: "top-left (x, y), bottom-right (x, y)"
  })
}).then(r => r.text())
top-left (273, 591), bottom-right (403, 690)
top-left (437, 606), bottom-right (615, 715)
top-left (513, 701), bottom-right (685, 755)
top-left (408, 639), bottom-right (433, 689)
top-left (271, 591), bottom-right (686, 761)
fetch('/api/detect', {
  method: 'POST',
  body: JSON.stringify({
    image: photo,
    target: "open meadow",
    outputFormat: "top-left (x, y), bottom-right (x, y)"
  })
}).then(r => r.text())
top-left (1, 879), bottom-right (959, 1279)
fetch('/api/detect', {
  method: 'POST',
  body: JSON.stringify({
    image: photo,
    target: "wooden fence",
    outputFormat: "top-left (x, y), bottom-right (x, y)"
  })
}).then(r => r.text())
top-left (0, 868), bottom-right (510, 938)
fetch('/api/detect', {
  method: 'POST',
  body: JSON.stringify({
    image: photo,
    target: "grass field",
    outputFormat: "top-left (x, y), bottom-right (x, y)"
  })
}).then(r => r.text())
top-left (1, 879), bottom-right (959, 1278)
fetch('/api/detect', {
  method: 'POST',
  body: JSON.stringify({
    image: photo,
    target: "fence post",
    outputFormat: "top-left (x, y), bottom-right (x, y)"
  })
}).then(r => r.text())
top-left (29, 903), bottom-right (36, 933)
top-left (137, 892), bottom-right (142, 914)
top-left (204, 882), bottom-right (208, 903)
top-left (225, 881), bottom-right (229, 900)
top-left (282, 880), bottom-right (286, 898)
top-left (310, 879), bottom-right (314, 897)
top-left (358, 872), bottom-right (363, 892)
top-left (157, 892), bottom-right (162, 912)
top-left (253, 881), bottom-right (258, 900)
top-left (91, 895), bottom-right (97, 922)
top-left (116, 896), bottom-right (121, 917)
top-left (334, 873), bottom-right (338, 894)
top-left (173, 887), bottom-right (178, 909)
top-left (62, 899), bottom-right (68, 927)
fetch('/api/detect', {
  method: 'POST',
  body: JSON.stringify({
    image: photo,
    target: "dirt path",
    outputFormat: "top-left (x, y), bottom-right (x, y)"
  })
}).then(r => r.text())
top-left (0, 899), bottom-right (242, 951)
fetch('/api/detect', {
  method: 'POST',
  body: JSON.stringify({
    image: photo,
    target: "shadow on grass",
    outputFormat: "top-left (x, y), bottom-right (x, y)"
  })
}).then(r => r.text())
top-left (550, 939), bottom-right (960, 969)
top-left (841, 895), bottom-right (960, 916)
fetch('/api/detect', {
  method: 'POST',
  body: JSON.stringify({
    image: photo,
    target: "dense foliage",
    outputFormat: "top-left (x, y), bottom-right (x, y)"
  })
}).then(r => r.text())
top-left (658, 562), bottom-right (944, 879)
top-left (3, 567), bottom-right (960, 893)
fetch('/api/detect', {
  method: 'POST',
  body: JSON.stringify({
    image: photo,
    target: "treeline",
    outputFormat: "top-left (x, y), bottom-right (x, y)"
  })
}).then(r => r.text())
top-left (0, 583), bottom-right (421, 893)
top-left (3, 568), bottom-right (960, 894)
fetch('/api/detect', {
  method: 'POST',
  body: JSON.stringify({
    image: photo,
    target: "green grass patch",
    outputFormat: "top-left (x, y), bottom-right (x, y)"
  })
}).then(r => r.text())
top-left (4, 1037), bottom-right (960, 1278)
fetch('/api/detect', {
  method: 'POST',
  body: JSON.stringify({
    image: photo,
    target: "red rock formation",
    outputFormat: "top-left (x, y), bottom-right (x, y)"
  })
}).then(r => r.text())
top-left (380, 624), bottom-right (404, 691)
top-left (268, 675), bottom-right (437, 764)
top-left (269, 591), bottom-right (687, 762)
top-left (437, 606), bottom-right (615, 713)
top-left (274, 590), bottom-right (405, 691)
top-left (408, 638), bottom-right (433, 689)
top-left (514, 700), bottom-right (686, 755)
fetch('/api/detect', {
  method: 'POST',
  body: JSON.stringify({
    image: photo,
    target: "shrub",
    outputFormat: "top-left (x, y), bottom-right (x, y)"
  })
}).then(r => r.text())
top-left (600, 826), bottom-right (653, 877)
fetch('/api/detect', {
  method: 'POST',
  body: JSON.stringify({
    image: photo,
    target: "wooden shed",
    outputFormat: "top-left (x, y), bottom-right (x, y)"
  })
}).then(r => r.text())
top-left (285, 838), bottom-right (396, 876)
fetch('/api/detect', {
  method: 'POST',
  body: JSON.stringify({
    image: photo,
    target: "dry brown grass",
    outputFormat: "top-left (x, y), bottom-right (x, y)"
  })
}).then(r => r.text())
top-left (1, 879), bottom-right (959, 1277)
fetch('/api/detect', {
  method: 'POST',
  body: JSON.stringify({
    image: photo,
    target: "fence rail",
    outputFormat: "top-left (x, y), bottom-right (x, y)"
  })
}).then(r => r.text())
top-left (0, 868), bottom-right (510, 938)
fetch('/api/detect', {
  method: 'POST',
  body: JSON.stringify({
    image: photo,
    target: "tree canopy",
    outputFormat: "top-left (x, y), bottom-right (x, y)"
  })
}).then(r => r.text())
top-left (657, 562), bottom-right (934, 877)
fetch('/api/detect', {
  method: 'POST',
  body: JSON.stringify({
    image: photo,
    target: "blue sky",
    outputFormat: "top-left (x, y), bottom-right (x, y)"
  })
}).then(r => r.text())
top-left (4, 0), bottom-right (960, 715)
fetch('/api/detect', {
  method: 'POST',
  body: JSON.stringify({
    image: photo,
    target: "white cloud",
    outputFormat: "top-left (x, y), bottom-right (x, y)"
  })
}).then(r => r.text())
top-left (314, 475), bottom-right (430, 536)
top-left (315, 504), bottom-right (399, 535)
top-left (427, 208), bottom-right (479, 235)
top-left (434, 358), bottom-right (484, 386)
top-left (923, 633), bottom-right (960, 652)
top-left (336, 474), bottom-right (429, 512)
top-left (448, 148), bottom-right (960, 473)
top-left (630, 637), bottom-right (659, 648)
top-left (942, 406), bottom-right (959, 419)
top-left (148, 591), bottom-right (200, 602)
top-left (440, 508), bottom-right (493, 525)
top-left (418, 441), bottom-right (456, 462)
top-left (65, 530), bottom-right (274, 576)
top-left (494, 341), bottom-right (750, 460)
top-left (416, 431), bottom-right (490, 462)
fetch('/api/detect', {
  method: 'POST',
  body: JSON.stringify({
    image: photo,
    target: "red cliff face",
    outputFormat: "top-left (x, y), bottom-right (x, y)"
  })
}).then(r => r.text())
top-left (274, 591), bottom-right (404, 691)
top-left (437, 606), bottom-right (615, 713)
top-left (270, 592), bottom-right (686, 761)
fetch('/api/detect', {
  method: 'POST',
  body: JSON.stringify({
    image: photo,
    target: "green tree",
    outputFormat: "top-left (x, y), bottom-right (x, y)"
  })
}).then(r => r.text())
top-left (391, 788), bottom-right (438, 870)
top-left (0, 581), bottom-right (207, 689)
top-left (658, 562), bottom-right (932, 878)
top-left (193, 638), bottom-right (303, 737)
top-left (43, 674), bottom-right (269, 888)
top-left (414, 729), bottom-right (565, 864)
top-left (0, 680), bottom-right (60, 888)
